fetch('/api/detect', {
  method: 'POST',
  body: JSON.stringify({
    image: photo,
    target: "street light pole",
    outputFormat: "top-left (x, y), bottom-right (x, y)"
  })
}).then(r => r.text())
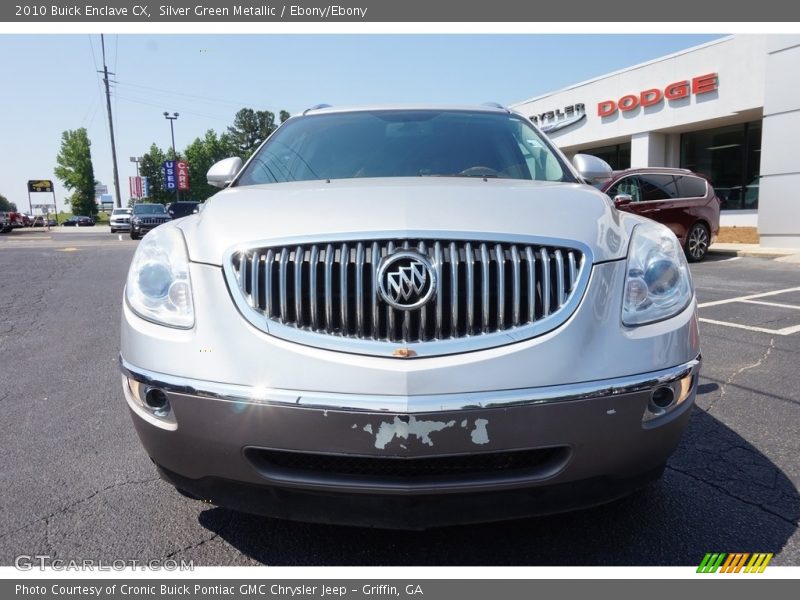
top-left (163, 111), bottom-right (180, 201)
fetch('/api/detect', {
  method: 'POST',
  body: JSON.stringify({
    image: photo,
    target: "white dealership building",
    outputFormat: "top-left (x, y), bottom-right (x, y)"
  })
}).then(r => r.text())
top-left (512, 35), bottom-right (800, 249)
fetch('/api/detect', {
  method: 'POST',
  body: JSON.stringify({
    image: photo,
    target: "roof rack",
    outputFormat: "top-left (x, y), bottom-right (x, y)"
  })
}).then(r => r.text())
top-left (481, 102), bottom-right (509, 111)
top-left (303, 104), bottom-right (332, 115)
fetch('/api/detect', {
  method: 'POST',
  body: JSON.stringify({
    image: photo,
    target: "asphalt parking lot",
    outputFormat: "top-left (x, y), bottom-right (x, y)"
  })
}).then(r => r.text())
top-left (0, 228), bottom-right (798, 566)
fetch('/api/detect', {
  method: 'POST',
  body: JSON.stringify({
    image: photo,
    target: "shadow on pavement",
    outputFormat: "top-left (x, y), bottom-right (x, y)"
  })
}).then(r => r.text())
top-left (697, 382), bottom-right (720, 395)
top-left (703, 252), bottom-right (741, 262)
top-left (197, 407), bottom-right (798, 566)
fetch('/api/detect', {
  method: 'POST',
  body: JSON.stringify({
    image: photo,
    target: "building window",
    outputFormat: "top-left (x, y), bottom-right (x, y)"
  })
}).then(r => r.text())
top-left (680, 121), bottom-right (761, 210)
top-left (581, 142), bottom-right (631, 170)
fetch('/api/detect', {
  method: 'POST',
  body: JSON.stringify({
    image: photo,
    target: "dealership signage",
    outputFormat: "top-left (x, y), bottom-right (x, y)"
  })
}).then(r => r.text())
top-left (598, 73), bottom-right (718, 117)
top-left (128, 176), bottom-right (151, 199)
top-left (530, 103), bottom-right (586, 133)
top-left (27, 179), bottom-right (54, 193)
top-left (162, 160), bottom-right (190, 191)
top-left (26, 179), bottom-right (57, 218)
top-left (129, 176), bottom-right (143, 199)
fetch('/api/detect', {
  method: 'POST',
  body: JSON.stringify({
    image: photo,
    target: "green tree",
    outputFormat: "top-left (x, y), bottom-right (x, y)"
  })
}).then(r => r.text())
top-left (279, 110), bottom-right (290, 124)
top-left (184, 130), bottom-right (235, 202)
top-left (138, 143), bottom-right (171, 205)
top-left (54, 128), bottom-right (97, 216)
top-left (226, 108), bottom-right (278, 159)
top-left (0, 194), bottom-right (17, 212)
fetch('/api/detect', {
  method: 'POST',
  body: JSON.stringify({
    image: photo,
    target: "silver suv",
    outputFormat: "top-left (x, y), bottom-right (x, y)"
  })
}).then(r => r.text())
top-left (120, 106), bottom-right (700, 528)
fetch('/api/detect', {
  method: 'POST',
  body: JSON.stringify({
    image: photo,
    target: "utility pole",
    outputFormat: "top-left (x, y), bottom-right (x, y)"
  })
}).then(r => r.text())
top-left (100, 34), bottom-right (122, 209)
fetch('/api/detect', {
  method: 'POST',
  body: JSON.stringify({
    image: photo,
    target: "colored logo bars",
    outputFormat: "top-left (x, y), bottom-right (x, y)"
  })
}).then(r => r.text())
top-left (129, 176), bottom-right (142, 199)
top-left (129, 176), bottom-right (151, 200)
top-left (697, 552), bottom-right (773, 573)
top-left (163, 160), bottom-right (190, 191)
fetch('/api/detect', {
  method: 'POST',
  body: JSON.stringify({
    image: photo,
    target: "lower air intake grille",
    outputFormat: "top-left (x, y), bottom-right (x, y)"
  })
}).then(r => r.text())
top-left (246, 446), bottom-right (569, 481)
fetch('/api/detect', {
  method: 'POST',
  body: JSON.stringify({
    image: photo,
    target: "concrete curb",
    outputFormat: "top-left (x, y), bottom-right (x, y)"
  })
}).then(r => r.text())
top-left (708, 245), bottom-right (800, 260)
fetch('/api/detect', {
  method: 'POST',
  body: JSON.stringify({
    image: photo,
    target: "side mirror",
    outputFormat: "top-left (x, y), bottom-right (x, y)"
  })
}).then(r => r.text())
top-left (572, 154), bottom-right (613, 185)
top-left (613, 194), bottom-right (633, 208)
top-left (207, 157), bottom-right (243, 188)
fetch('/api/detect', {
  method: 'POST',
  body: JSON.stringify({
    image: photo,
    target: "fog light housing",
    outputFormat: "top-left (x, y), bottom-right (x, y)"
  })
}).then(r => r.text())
top-left (124, 376), bottom-right (177, 429)
top-left (144, 388), bottom-right (170, 417)
top-left (643, 372), bottom-right (695, 423)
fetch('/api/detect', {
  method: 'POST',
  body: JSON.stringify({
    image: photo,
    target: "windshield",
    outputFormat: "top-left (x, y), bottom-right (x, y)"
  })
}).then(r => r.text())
top-left (133, 204), bottom-right (166, 214)
top-left (112, 208), bottom-right (131, 215)
top-left (235, 110), bottom-right (573, 186)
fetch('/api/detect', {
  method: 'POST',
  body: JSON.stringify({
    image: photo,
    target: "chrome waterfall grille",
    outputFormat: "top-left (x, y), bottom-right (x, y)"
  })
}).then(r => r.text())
top-left (226, 236), bottom-right (589, 354)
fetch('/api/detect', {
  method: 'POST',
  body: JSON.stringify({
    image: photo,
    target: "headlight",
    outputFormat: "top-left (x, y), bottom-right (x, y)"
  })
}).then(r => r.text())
top-left (125, 226), bottom-right (194, 328)
top-left (622, 221), bottom-right (692, 326)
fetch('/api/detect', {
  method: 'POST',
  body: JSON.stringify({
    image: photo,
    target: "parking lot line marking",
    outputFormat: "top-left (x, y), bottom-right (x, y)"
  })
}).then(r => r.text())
top-left (741, 299), bottom-right (800, 311)
top-left (698, 286), bottom-right (800, 308)
top-left (699, 317), bottom-right (800, 336)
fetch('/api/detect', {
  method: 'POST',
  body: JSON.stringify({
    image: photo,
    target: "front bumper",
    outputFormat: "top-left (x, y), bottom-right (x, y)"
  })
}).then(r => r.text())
top-left (110, 220), bottom-right (131, 230)
top-left (121, 356), bottom-right (700, 528)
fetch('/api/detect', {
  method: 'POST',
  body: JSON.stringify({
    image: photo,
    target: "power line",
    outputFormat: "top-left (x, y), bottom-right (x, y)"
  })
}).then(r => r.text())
top-left (80, 90), bottom-right (103, 127)
top-left (113, 35), bottom-right (119, 122)
top-left (86, 35), bottom-right (102, 93)
top-left (114, 80), bottom-right (259, 109)
top-left (114, 95), bottom-right (232, 122)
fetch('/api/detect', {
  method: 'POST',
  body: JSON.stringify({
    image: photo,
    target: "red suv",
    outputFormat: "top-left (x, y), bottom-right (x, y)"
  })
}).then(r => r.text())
top-left (601, 168), bottom-right (720, 262)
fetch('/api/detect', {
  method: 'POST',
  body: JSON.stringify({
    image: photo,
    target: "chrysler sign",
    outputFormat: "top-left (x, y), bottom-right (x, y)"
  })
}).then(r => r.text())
top-left (530, 103), bottom-right (587, 133)
top-left (598, 73), bottom-right (718, 117)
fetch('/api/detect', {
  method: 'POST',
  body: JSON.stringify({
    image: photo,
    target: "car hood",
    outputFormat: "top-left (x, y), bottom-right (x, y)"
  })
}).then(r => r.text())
top-left (180, 178), bottom-right (632, 265)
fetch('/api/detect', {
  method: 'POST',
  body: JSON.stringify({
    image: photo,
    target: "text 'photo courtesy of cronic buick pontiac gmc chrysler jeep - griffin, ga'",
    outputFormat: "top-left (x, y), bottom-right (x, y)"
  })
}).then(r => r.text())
top-left (120, 105), bottom-right (701, 529)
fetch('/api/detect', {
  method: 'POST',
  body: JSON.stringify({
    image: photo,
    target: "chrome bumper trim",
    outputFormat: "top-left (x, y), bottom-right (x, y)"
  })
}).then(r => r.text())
top-left (119, 355), bottom-right (700, 414)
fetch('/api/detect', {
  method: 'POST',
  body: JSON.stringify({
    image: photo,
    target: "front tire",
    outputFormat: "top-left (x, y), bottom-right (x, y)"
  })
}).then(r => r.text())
top-left (685, 223), bottom-right (710, 262)
top-left (130, 230), bottom-right (139, 240)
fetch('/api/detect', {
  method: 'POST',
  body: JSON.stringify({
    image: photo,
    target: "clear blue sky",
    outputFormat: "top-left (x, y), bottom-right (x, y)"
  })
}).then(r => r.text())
top-left (0, 34), bottom-right (723, 212)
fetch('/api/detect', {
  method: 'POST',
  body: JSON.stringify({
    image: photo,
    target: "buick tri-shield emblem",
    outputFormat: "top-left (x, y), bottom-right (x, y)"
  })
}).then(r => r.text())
top-left (377, 251), bottom-right (436, 310)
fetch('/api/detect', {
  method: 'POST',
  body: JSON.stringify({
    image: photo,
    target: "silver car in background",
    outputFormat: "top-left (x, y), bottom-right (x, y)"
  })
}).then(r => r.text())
top-left (120, 105), bottom-right (700, 529)
top-left (109, 207), bottom-right (132, 233)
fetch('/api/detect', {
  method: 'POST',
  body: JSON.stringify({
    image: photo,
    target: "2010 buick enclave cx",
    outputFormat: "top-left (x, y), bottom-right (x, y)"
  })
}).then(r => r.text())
top-left (120, 105), bottom-right (700, 529)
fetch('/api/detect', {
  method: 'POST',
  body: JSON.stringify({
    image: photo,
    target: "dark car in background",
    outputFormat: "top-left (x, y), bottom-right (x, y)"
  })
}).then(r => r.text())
top-left (167, 201), bottom-right (200, 219)
top-left (130, 203), bottom-right (171, 240)
top-left (601, 168), bottom-right (720, 262)
top-left (62, 216), bottom-right (95, 227)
